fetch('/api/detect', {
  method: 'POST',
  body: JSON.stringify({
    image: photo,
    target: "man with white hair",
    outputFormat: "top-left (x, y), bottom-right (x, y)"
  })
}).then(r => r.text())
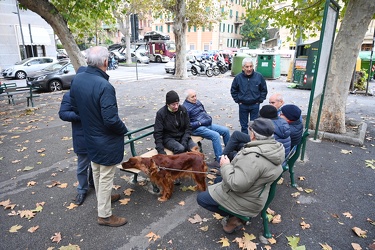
top-left (231, 57), bottom-right (268, 134)
top-left (70, 46), bottom-right (128, 227)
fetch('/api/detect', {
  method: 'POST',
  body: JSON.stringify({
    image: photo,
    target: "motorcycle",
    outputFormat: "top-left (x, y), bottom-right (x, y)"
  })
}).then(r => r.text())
top-left (189, 58), bottom-right (213, 77)
top-left (207, 59), bottom-right (220, 76)
top-left (216, 57), bottom-right (228, 74)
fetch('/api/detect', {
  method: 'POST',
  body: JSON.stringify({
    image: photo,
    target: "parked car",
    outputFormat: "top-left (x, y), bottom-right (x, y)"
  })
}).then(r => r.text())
top-left (27, 61), bottom-right (76, 92)
top-left (56, 49), bottom-right (68, 59)
top-left (2, 57), bottom-right (58, 79)
top-left (165, 56), bottom-right (192, 74)
top-left (122, 51), bottom-right (150, 64)
top-left (143, 31), bottom-right (170, 42)
top-left (111, 50), bottom-right (126, 62)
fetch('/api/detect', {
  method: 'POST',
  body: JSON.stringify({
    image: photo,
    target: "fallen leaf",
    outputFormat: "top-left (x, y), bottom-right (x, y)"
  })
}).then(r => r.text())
top-left (366, 218), bottom-right (375, 225)
top-left (12, 160), bottom-right (21, 164)
top-left (58, 183), bottom-right (68, 188)
top-left (9, 224), bottom-right (22, 233)
top-left (351, 243), bottom-right (362, 250)
top-left (298, 176), bottom-right (306, 181)
top-left (265, 245), bottom-right (272, 250)
top-left (291, 192), bottom-right (301, 198)
top-left (178, 201), bottom-right (185, 206)
top-left (341, 149), bottom-right (352, 154)
top-left (28, 225), bottom-right (39, 233)
top-left (181, 185), bottom-right (197, 191)
top-left (58, 244), bottom-right (81, 250)
top-left (46, 180), bottom-right (61, 188)
top-left (271, 214), bottom-right (282, 224)
top-left (296, 186), bottom-right (304, 192)
top-left (22, 166), bottom-right (34, 171)
top-left (206, 173), bottom-right (216, 180)
top-left (213, 213), bottom-right (224, 220)
top-left (319, 243), bottom-right (332, 250)
top-left (123, 188), bottom-right (134, 195)
top-left (352, 227), bottom-right (367, 238)
top-left (199, 225), bottom-right (209, 231)
top-left (217, 237), bottom-right (230, 247)
top-left (304, 188), bottom-right (314, 193)
top-left (0, 199), bottom-right (16, 209)
top-left (243, 232), bottom-right (256, 241)
top-left (145, 231), bottom-right (160, 242)
top-left (277, 177), bottom-right (284, 185)
top-left (266, 208), bottom-right (275, 215)
top-left (27, 181), bottom-right (37, 186)
top-left (343, 212), bottom-right (353, 219)
top-left (188, 214), bottom-right (203, 224)
top-left (51, 232), bottom-right (62, 243)
top-left (268, 237), bottom-right (277, 244)
top-left (119, 198), bottom-right (130, 205)
top-left (331, 213), bottom-right (339, 219)
top-left (300, 221), bottom-right (311, 229)
top-left (19, 210), bottom-right (35, 219)
top-left (36, 148), bottom-right (45, 153)
top-left (287, 235), bottom-right (300, 249)
top-left (66, 203), bottom-right (78, 210)
top-left (113, 185), bottom-right (121, 190)
top-left (365, 159), bottom-right (375, 169)
top-left (61, 137), bottom-right (72, 141)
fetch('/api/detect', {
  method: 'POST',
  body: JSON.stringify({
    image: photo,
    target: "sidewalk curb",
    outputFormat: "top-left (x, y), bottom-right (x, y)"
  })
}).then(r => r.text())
top-left (308, 121), bottom-right (367, 146)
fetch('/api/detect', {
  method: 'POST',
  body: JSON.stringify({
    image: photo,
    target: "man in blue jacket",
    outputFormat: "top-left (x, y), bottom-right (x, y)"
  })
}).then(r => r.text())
top-left (70, 46), bottom-right (128, 227)
top-left (183, 89), bottom-right (230, 166)
top-left (231, 58), bottom-right (268, 134)
top-left (59, 67), bottom-right (94, 206)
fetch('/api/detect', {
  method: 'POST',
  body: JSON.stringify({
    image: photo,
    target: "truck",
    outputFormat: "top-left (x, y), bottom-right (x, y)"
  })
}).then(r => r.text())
top-left (145, 40), bottom-right (176, 63)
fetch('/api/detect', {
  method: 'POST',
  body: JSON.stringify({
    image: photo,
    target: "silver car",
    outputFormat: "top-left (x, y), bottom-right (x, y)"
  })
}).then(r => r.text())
top-left (2, 57), bottom-right (58, 79)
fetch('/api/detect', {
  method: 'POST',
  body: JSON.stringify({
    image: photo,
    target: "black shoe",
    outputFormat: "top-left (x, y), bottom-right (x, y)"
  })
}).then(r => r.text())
top-left (88, 182), bottom-right (95, 189)
top-left (174, 179), bottom-right (181, 186)
top-left (74, 193), bottom-right (86, 205)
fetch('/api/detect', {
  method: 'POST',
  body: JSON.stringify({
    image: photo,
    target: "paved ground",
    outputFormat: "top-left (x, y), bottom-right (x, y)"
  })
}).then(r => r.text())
top-left (1, 74), bottom-right (375, 249)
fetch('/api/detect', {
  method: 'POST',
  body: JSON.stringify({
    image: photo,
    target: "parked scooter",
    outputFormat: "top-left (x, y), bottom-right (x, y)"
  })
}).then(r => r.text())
top-left (190, 58), bottom-right (213, 77)
top-left (216, 57), bottom-right (228, 74)
top-left (207, 58), bottom-right (220, 76)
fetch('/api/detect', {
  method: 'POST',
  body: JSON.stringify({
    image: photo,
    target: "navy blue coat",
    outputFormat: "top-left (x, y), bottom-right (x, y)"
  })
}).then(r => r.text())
top-left (289, 119), bottom-right (303, 147)
top-left (272, 117), bottom-right (291, 157)
top-left (231, 71), bottom-right (268, 105)
top-left (59, 91), bottom-right (87, 155)
top-left (183, 99), bottom-right (212, 130)
top-left (70, 66), bottom-right (128, 166)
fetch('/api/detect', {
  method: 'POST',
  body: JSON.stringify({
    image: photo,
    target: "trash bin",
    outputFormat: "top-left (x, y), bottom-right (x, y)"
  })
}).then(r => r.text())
top-left (231, 53), bottom-right (251, 76)
top-left (256, 53), bottom-right (281, 79)
top-left (358, 51), bottom-right (375, 80)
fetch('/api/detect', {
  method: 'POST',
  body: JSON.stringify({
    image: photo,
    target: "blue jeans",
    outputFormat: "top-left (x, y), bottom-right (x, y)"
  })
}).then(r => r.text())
top-left (193, 124), bottom-right (230, 162)
top-left (239, 103), bottom-right (260, 134)
top-left (222, 131), bottom-right (251, 161)
top-left (164, 138), bottom-right (197, 154)
top-left (77, 154), bottom-right (91, 194)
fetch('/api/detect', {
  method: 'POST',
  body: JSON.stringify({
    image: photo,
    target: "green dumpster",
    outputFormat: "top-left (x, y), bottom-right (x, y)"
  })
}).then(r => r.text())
top-left (231, 53), bottom-right (251, 76)
top-left (293, 40), bottom-right (319, 89)
top-left (358, 51), bottom-right (375, 80)
top-left (256, 53), bottom-right (281, 79)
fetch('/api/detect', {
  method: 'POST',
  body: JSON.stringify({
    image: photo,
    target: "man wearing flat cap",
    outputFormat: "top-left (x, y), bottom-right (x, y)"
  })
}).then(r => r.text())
top-left (197, 117), bottom-right (285, 234)
top-left (154, 90), bottom-right (197, 155)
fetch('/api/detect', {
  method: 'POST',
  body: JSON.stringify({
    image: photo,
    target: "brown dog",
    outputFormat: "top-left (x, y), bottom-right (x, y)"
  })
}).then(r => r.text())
top-left (121, 151), bottom-right (208, 201)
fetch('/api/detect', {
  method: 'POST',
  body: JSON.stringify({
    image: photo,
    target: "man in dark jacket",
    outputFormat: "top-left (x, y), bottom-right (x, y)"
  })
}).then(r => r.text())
top-left (59, 66), bottom-right (93, 206)
top-left (154, 90), bottom-right (197, 154)
top-left (183, 89), bottom-right (230, 165)
top-left (197, 118), bottom-right (284, 234)
top-left (280, 104), bottom-right (303, 147)
top-left (231, 57), bottom-right (268, 134)
top-left (70, 46), bottom-right (128, 227)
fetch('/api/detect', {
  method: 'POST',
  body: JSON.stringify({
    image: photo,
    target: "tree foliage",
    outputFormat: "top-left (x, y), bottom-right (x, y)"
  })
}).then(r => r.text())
top-left (240, 19), bottom-right (269, 49)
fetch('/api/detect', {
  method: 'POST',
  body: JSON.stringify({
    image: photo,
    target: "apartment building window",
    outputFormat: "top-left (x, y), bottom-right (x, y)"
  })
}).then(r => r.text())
top-left (204, 44), bottom-right (209, 50)
top-left (221, 7), bottom-right (224, 13)
top-left (222, 23), bottom-right (225, 33)
top-left (160, 26), bottom-right (163, 32)
top-left (236, 11), bottom-right (239, 18)
top-left (202, 26), bottom-right (205, 32)
top-left (190, 44), bottom-right (195, 50)
top-left (231, 25), bottom-right (234, 33)
top-left (235, 26), bottom-right (238, 34)
top-left (227, 39), bottom-right (230, 47)
top-left (230, 10), bottom-right (233, 18)
top-left (156, 26), bottom-right (158, 31)
top-left (168, 24), bottom-right (170, 33)
top-left (227, 25), bottom-right (230, 33)
top-left (188, 26), bottom-right (191, 32)
top-left (194, 26), bottom-right (197, 32)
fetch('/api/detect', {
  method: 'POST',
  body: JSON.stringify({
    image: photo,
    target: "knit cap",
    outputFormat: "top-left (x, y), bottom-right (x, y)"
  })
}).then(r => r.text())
top-left (281, 104), bottom-right (301, 121)
top-left (166, 90), bottom-right (180, 104)
top-left (259, 105), bottom-right (278, 119)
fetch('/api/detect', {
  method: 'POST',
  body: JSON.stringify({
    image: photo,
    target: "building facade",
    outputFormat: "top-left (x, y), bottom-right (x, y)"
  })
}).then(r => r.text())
top-left (0, 0), bottom-right (56, 70)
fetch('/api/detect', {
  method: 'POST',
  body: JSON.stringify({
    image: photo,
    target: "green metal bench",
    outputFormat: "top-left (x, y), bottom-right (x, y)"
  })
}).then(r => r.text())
top-left (219, 130), bottom-right (310, 238)
top-left (0, 82), bottom-right (40, 107)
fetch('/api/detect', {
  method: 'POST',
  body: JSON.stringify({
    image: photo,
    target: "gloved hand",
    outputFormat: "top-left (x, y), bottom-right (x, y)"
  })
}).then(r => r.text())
top-left (157, 149), bottom-right (166, 155)
top-left (181, 141), bottom-right (188, 152)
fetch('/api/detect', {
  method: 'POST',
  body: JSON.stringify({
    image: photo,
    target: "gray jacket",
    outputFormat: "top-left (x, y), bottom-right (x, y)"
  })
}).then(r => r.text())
top-left (209, 139), bottom-right (284, 217)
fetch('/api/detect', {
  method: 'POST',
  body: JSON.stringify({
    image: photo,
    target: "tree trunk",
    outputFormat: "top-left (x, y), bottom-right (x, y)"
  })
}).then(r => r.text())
top-left (310, 0), bottom-right (375, 133)
top-left (173, 0), bottom-right (188, 79)
top-left (116, 14), bottom-right (132, 64)
top-left (18, 0), bottom-right (86, 71)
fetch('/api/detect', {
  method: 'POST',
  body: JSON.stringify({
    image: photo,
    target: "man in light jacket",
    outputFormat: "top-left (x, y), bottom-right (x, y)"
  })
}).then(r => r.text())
top-left (197, 118), bottom-right (284, 233)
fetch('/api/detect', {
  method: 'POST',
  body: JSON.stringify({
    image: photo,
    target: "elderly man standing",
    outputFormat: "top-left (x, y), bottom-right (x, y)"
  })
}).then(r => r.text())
top-left (70, 46), bottom-right (128, 227)
top-left (231, 57), bottom-right (268, 134)
top-left (183, 89), bottom-right (230, 166)
top-left (197, 118), bottom-right (284, 233)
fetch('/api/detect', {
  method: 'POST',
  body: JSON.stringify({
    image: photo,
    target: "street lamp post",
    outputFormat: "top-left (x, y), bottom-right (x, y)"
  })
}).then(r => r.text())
top-left (15, 0), bottom-right (27, 59)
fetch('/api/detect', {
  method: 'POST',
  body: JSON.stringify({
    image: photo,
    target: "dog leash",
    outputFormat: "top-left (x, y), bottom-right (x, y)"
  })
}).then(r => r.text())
top-left (157, 166), bottom-right (214, 175)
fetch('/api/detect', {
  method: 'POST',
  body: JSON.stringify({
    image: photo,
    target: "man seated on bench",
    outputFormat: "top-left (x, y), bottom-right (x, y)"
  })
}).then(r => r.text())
top-left (154, 90), bottom-right (197, 155)
top-left (197, 118), bottom-right (285, 233)
top-left (183, 89), bottom-right (230, 168)
top-left (279, 104), bottom-right (303, 148)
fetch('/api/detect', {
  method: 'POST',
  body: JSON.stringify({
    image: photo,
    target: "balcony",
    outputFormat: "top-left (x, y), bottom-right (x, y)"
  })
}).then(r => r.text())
top-left (234, 16), bottom-right (243, 25)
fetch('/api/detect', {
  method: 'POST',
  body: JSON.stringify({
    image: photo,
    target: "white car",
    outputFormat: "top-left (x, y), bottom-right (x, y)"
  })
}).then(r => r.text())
top-left (2, 57), bottom-right (58, 79)
top-left (165, 56), bottom-right (192, 74)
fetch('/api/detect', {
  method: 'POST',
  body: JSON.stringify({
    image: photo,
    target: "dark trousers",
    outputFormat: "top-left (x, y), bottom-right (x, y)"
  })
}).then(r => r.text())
top-left (164, 137), bottom-right (197, 154)
top-left (238, 103), bottom-right (260, 134)
top-left (222, 131), bottom-right (251, 161)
